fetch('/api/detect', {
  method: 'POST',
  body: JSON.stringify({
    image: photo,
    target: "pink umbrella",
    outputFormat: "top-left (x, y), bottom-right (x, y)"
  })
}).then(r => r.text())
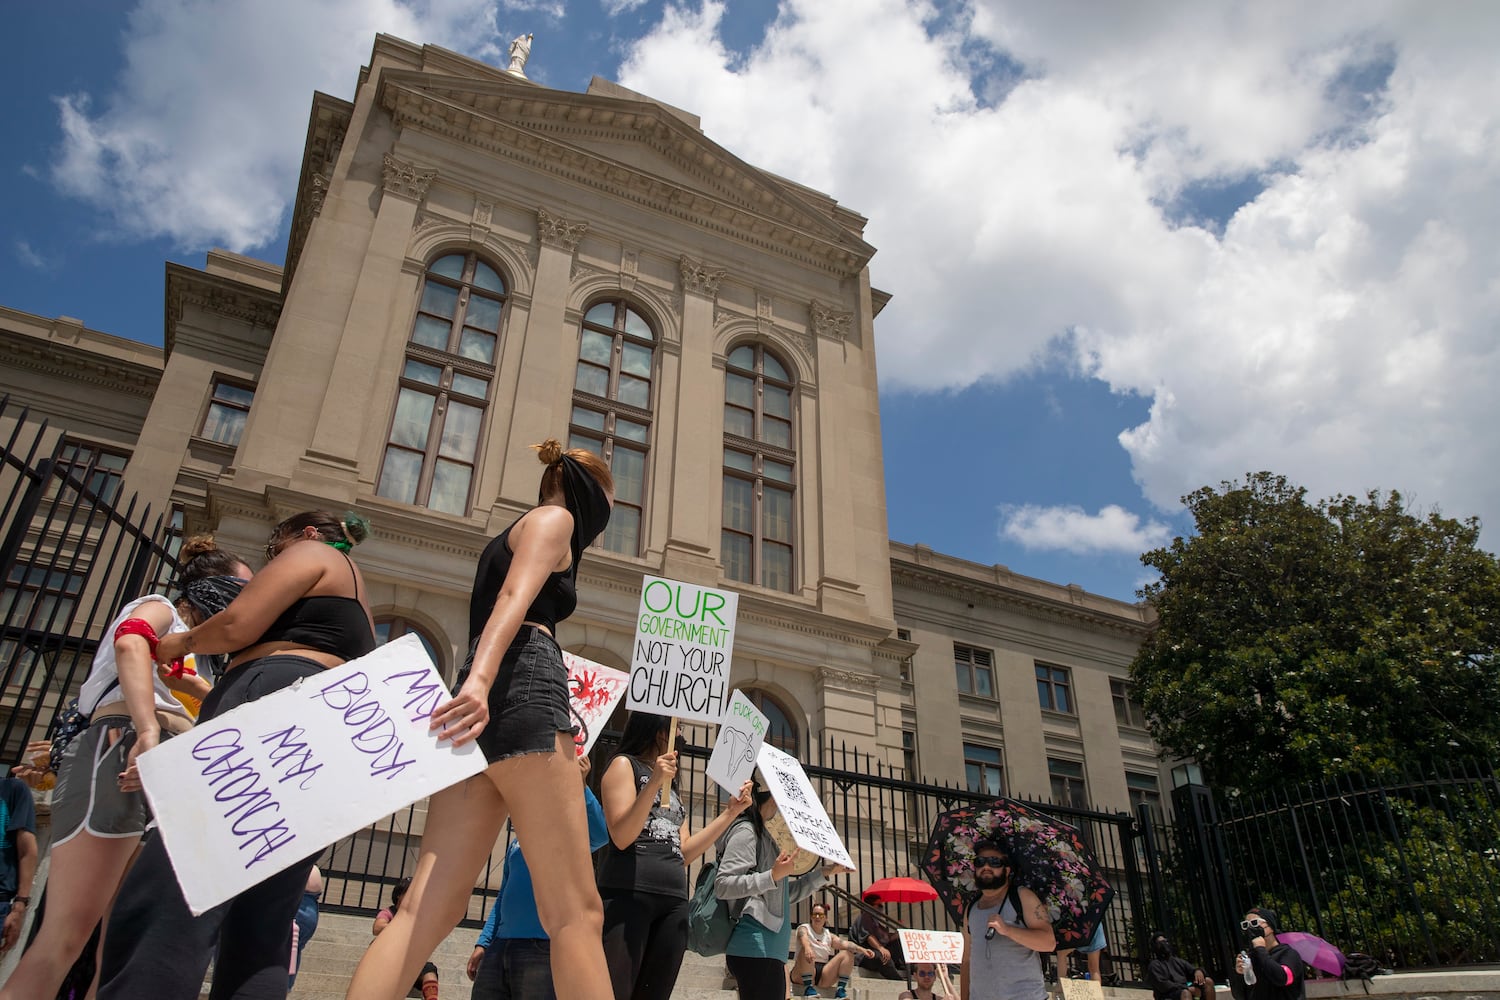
top-left (1277, 931), bottom-right (1346, 977)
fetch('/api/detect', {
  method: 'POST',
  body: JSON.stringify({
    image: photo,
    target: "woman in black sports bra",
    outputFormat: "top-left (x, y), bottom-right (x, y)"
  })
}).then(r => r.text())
top-left (349, 440), bottom-right (616, 1000)
top-left (98, 510), bottom-right (376, 1000)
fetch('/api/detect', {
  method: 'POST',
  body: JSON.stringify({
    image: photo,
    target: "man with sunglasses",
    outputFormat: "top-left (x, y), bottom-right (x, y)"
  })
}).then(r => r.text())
top-left (960, 842), bottom-right (1055, 1000)
top-left (1234, 908), bottom-right (1304, 1000)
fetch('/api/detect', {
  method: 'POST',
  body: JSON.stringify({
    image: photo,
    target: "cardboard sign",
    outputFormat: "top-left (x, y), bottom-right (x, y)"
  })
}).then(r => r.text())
top-left (1059, 979), bottom-right (1105, 1000)
top-left (138, 635), bottom-right (486, 914)
top-left (898, 928), bottom-right (965, 964)
top-left (706, 689), bottom-right (767, 794)
top-left (627, 576), bottom-right (738, 724)
top-left (755, 742), bottom-right (855, 869)
top-left (564, 651), bottom-right (629, 757)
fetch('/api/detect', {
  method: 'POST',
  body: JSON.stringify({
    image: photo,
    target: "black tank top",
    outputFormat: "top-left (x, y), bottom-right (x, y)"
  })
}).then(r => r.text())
top-left (595, 755), bottom-right (689, 898)
top-left (254, 552), bottom-right (375, 659)
top-left (468, 520), bottom-right (577, 639)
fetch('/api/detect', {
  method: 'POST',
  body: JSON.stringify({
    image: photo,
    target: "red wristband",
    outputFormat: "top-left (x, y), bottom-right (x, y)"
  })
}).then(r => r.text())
top-left (166, 659), bottom-right (197, 678)
top-left (114, 618), bottom-right (161, 657)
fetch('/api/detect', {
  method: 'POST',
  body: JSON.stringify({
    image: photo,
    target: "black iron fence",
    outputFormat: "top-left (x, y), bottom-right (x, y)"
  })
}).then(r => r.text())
top-left (1141, 761), bottom-right (1500, 980)
top-left (0, 397), bottom-right (178, 763)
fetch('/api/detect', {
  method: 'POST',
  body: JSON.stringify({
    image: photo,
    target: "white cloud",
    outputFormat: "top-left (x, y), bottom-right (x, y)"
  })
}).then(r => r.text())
top-left (1000, 504), bottom-right (1172, 555)
top-left (619, 1), bottom-right (1500, 540)
top-left (603, 0), bottom-right (648, 15)
top-left (14, 241), bottom-right (51, 271)
top-left (49, 0), bottom-right (505, 252)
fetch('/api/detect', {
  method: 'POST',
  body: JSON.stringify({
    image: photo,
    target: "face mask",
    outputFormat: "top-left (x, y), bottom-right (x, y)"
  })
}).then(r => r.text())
top-left (1154, 940), bottom-right (1171, 958)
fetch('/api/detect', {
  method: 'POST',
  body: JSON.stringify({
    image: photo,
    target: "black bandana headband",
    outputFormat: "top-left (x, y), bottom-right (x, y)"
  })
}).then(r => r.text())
top-left (555, 454), bottom-right (611, 563)
top-left (182, 575), bottom-right (247, 620)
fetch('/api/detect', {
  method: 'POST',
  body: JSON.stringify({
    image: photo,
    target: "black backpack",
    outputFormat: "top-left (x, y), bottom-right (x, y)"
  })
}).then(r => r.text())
top-left (1341, 953), bottom-right (1381, 981)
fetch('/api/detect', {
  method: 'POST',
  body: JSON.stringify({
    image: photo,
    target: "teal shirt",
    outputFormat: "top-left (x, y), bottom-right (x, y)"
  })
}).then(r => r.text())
top-left (726, 882), bottom-right (792, 959)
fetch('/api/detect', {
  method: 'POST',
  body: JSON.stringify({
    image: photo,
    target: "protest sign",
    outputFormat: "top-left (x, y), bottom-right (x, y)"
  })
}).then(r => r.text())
top-left (706, 689), bottom-right (767, 795)
top-left (755, 743), bottom-right (855, 870)
top-left (1059, 979), bottom-right (1105, 1000)
top-left (138, 635), bottom-right (486, 914)
top-left (898, 929), bottom-right (965, 964)
top-left (627, 576), bottom-right (738, 725)
top-left (564, 651), bottom-right (628, 757)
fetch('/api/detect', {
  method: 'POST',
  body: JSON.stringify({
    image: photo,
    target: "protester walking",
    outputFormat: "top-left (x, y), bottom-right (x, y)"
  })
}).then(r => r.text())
top-left (95, 511), bottom-right (374, 1000)
top-left (346, 442), bottom-right (615, 1000)
top-left (1, 537), bottom-right (250, 1000)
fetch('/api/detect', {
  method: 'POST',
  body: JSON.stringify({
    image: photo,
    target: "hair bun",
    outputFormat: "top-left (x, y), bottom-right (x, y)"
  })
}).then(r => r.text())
top-left (532, 439), bottom-right (564, 465)
top-left (340, 511), bottom-right (372, 546)
top-left (180, 535), bottom-right (219, 560)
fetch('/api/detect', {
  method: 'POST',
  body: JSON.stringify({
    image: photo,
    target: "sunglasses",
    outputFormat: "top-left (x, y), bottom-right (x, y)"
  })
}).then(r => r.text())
top-left (975, 857), bottom-right (1010, 869)
top-left (916, 970), bottom-right (937, 977)
top-left (1240, 920), bottom-right (1265, 931)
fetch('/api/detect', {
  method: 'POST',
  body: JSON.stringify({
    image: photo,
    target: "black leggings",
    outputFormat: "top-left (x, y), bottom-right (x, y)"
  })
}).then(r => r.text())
top-left (599, 888), bottom-right (690, 1000)
top-left (726, 954), bottom-right (789, 1000)
top-left (97, 655), bottom-right (327, 1000)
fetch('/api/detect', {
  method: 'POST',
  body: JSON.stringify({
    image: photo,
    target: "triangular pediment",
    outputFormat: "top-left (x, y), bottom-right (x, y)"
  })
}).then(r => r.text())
top-left (375, 69), bottom-right (874, 275)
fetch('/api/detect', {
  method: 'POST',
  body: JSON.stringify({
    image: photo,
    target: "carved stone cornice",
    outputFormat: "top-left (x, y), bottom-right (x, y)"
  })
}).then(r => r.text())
top-left (537, 207), bottom-right (588, 251)
top-left (284, 92), bottom-right (353, 293)
top-left (0, 331), bottom-right (160, 399)
top-left (165, 264), bottom-right (283, 358)
top-left (376, 73), bottom-right (875, 276)
top-left (810, 301), bottom-right (852, 342)
top-left (679, 255), bottom-right (727, 298)
top-left (383, 153), bottom-right (437, 201)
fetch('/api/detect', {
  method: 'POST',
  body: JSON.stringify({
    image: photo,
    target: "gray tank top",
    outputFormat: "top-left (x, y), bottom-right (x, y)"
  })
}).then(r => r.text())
top-left (967, 893), bottom-right (1047, 1000)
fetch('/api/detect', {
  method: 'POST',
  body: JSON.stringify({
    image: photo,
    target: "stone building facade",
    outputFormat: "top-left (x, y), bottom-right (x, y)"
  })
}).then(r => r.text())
top-left (0, 34), bottom-right (1163, 817)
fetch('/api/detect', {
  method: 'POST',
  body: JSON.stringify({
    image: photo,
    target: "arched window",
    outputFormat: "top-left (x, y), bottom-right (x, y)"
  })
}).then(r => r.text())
top-left (374, 615), bottom-right (444, 678)
top-left (740, 689), bottom-right (800, 755)
top-left (569, 300), bottom-right (654, 555)
top-left (722, 344), bottom-right (795, 592)
top-left (377, 252), bottom-right (504, 516)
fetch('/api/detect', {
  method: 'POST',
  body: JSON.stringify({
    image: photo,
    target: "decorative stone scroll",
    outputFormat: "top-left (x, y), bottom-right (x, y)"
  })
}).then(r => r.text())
top-left (537, 207), bottom-right (589, 251)
top-left (810, 300), bottom-right (853, 342)
top-left (679, 255), bottom-right (727, 298)
top-left (816, 666), bottom-right (878, 693)
top-left (382, 153), bottom-right (437, 201)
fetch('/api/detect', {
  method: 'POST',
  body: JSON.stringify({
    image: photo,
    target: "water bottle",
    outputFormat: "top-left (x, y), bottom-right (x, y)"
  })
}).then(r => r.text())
top-left (1240, 951), bottom-right (1256, 986)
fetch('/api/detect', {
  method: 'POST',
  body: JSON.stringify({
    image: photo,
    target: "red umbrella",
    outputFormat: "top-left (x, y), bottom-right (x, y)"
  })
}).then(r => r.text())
top-left (863, 876), bottom-right (939, 904)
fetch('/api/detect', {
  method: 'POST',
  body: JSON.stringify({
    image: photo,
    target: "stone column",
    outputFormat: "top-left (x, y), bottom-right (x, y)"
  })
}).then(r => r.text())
top-left (663, 255), bottom-right (726, 582)
top-left (294, 152), bottom-right (436, 497)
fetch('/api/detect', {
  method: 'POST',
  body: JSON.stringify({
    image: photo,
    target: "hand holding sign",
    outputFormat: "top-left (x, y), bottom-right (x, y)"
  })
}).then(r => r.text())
top-left (755, 743), bottom-right (855, 870)
top-left (706, 690), bottom-right (766, 795)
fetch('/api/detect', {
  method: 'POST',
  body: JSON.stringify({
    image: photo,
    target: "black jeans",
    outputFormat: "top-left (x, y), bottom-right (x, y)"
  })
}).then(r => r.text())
top-left (726, 954), bottom-right (788, 1000)
top-left (600, 888), bottom-right (690, 1000)
top-left (97, 654), bottom-right (326, 1000)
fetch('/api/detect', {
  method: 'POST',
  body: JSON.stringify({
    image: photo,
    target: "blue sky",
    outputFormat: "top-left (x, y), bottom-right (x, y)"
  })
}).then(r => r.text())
top-left (6, 1), bottom-right (1499, 604)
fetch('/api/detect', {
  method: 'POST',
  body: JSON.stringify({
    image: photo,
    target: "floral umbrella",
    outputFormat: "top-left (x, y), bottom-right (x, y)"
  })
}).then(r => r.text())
top-left (920, 799), bottom-right (1113, 949)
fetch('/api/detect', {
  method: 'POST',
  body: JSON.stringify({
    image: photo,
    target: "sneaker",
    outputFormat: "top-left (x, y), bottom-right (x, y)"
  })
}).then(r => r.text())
top-left (803, 988), bottom-right (820, 997)
top-left (834, 988), bottom-right (848, 999)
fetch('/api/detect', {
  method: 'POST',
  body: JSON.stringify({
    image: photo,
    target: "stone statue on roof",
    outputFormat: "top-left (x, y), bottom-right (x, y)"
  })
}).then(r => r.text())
top-left (506, 33), bottom-right (533, 77)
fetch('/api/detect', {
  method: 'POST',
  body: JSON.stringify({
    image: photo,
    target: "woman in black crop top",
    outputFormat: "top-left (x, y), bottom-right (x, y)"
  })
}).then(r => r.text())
top-left (349, 440), bottom-right (617, 1000)
top-left (98, 510), bottom-right (376, 1000)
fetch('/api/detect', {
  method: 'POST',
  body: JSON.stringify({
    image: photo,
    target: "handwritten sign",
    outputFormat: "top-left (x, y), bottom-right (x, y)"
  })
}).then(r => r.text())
top-left (138, 635), bottom-right (486, 914)
top-left (706, 689), bottom-right (767, 794)
top-left (898, 929), bottom-right (965, 964)
top-left (564, 652), bottom-right (628, 757)
top-left (627, 576), bottom-right (738, 724)
top-left (755, 743), bottom-right (855, 870)
top-left (1059, 979), bottom-right (1105, 1000)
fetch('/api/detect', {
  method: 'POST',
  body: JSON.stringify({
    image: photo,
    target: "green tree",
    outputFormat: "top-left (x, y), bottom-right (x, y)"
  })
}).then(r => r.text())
top-left (1131, 472), bottom-right (1500, 794)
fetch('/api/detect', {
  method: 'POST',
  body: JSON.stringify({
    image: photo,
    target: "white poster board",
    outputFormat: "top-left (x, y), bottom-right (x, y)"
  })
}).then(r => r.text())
top-left (706, 689), bottom-right (767, 794)
top-left (898, 928), bottom-right (965, 964)
top-left (755, 742), bottom-right (855, 870)
top-left (564, 651), bottom-right (629, 757)
top-left (138, 635), bottom-right (486, 914)
top-left (627, 575), bottom-right (738, 724)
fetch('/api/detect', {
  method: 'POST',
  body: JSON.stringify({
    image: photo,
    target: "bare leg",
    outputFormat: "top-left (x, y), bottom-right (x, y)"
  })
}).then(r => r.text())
top-left (1087, 950), bottom-right (1101, 980)
top-left (504, 732), bottom-right (611, 1000)
top-left (345, 775), bottom-right (505, 1000)
top-left (83, 842), bottom-right (142, 1000)
top-left (0, 832), bottom-right (138, 1000)
top-left (819, 951), bottom-right (855, 987)
top-left (790, 952), bottom-right (814, 983)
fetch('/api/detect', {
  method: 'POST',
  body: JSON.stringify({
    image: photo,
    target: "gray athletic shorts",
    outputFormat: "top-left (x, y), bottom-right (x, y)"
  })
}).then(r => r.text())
top-left (51, 715), bottom-right (153, 846)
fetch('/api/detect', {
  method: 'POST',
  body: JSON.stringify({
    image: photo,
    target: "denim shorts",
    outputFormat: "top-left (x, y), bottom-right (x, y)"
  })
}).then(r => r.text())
top-left (458, 626), bottom-right (577, 764)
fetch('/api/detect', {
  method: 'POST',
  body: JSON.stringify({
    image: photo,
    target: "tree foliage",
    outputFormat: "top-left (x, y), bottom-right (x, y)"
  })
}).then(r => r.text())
top-left (1131, 472), bottom-right (1500, 794)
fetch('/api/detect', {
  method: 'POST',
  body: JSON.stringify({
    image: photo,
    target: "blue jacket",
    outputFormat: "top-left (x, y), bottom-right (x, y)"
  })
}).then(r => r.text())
top-left (476, 788), bottom-right (608, 945)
